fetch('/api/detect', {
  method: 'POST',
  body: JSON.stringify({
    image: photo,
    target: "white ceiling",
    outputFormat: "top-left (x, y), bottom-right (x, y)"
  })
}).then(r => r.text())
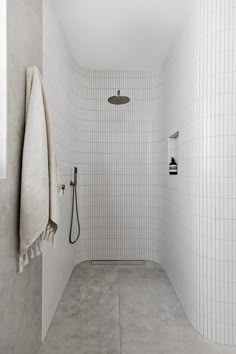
top-left (51, 0), bottom-right (191, 69)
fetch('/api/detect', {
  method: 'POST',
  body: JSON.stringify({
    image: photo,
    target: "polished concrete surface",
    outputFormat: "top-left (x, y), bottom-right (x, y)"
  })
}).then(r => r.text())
top-left (39, 261), bottom-right (236, 354)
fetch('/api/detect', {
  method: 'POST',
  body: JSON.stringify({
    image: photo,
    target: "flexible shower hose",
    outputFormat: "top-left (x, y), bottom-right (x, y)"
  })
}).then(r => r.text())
top-left (69, 183), bottom-right (80, 244)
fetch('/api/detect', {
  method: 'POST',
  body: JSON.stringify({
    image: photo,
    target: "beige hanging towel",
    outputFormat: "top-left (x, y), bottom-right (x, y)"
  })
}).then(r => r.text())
top-left (19, 66), bottom-right (62, 273)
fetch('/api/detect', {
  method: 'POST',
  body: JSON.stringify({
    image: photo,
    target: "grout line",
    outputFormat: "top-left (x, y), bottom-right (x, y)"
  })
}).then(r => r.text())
top-left (118, 269), bottom-right (122, 354)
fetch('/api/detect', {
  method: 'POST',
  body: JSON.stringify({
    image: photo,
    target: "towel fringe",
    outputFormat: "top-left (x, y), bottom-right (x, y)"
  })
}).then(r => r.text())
top-left (52, 236), bottom-right (56, 248)
top-left (23, 253), bottom-right (29, 266)
top-left (18, 224), bottom-right (56, 273)
top-left (30, 247), bottom-right (34, 259)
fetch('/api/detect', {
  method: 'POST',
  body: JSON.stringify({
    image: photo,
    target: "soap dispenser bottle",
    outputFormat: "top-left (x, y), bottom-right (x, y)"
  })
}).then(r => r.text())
top-left (169, 157), bottom-right (177, 175)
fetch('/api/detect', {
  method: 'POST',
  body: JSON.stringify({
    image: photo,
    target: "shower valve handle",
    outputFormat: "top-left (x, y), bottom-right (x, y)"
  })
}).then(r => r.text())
top-left (61, 184), bottom-right (66, 194)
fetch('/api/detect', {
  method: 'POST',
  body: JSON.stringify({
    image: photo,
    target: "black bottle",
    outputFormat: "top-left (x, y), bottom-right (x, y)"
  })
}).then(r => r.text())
top-left (169, 157), bottom-right (177, 175)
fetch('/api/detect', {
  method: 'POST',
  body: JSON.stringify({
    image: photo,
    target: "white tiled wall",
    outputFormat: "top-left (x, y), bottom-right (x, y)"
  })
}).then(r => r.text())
top-left (42, 4), bottom-right (162, 334)
top-left (43, 0), bottom-right (236, 346)
top-left (160, 0), bottom-right (236, 345)
top-left (74, 68), bottom-right (161, 264)
top-left (192, 0), bottom-right (236, 345)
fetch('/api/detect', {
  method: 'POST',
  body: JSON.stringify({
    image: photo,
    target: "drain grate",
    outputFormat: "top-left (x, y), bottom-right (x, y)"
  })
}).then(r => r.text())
top-left (91, 260), bottom-right (145, 265)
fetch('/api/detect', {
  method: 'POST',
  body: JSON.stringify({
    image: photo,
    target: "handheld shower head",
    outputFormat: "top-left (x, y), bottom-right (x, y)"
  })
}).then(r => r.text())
top-left (74, 167), bottom-right (77, 185)
top-left (70, 167), bottom-right (78, 186)
top-left (69, 166), bottom-right (80, 244)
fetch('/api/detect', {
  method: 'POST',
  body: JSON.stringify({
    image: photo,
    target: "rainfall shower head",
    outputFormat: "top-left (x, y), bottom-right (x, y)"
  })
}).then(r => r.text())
top-left (108, 90), bottom-right (130, 105)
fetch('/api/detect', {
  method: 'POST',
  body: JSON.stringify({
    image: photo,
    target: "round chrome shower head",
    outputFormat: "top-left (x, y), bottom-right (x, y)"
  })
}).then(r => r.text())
top-left (108, 90), bottom-right (130, 105)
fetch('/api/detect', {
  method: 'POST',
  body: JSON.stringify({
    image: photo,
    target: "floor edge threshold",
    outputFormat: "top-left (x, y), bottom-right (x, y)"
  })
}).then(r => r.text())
top-left (91, 260), bottom-right (145, 265)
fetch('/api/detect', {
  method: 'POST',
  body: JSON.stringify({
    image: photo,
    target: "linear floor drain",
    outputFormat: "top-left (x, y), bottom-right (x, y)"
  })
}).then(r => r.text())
top-left (91, 260), bottom-right (145, 265)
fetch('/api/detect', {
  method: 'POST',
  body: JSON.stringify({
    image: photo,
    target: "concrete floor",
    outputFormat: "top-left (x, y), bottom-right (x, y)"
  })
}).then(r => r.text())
top-left (39, 261), bottom-right (236, 354)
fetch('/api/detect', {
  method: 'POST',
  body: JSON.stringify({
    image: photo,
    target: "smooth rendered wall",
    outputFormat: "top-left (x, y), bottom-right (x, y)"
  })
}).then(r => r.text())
top-left (160, 0), bottom-right (236, 345)
top-left (0, 0), bottom-right (42, 353)
top-left (74, 68), bottom-right (161, 263)
top-left (42, 0), bottom-right (79, 339)
top-left (159, 4), bottom-right (195, 321)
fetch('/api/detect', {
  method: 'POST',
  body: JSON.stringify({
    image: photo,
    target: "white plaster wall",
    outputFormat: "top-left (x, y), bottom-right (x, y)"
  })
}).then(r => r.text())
top-left (74, 68), bottom-right (161, 264)
top-left (42, 0), bottom-right (79, 340)
top-left (159, 4), bottom-right (195, 321)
